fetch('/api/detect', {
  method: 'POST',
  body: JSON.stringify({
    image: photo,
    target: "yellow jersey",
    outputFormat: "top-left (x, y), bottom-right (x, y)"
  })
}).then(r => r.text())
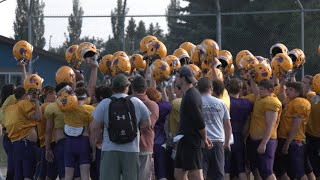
top-left (278, 97), bottom-right (311, 141)
top-left (5, 100), bottom-right (39, 142)
top-left (44, 102), bottom-right (65, 129)
top-left (249, 95), bottom-right (282, 139)
top-left (306, 93), bottom-right (320, 138)
top-left (64, 104), bottom-right (95, 127)
top-left (0, 95), bottom-right (17, 126)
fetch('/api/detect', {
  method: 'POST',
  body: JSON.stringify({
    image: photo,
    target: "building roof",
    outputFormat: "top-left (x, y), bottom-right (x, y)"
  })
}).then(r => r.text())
top-left (0, 35), bottom-right (65, 63)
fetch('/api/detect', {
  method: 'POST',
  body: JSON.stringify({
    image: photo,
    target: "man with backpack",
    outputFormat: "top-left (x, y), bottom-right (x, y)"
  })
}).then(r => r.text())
top-left (91, 74), bottom-right (151, 180)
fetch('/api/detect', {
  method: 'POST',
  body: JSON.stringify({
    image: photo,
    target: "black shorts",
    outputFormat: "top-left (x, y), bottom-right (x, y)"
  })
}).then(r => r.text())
top-left (175, 137), bottom-right (203, 170)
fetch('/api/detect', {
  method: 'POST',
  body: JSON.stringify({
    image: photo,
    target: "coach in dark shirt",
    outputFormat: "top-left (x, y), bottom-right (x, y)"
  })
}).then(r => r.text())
top-left (174, 66), bottom-right (212, 180)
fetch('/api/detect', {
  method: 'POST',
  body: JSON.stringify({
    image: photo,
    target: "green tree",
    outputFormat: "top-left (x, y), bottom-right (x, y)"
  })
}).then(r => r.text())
top-left (67, 0), bottom-right (84, 46)
top-left (135, 20), bottom-right (147, 49)
top-left (165, 0), bottom-right (185, 53)
top-left (125, 18), bottom-right (137, 53)
top-left (111, 0), bottom-right (128, 50)
top-left (14, 0), bottom-right (46, 48)
top-left (147, 23), bottom-right (155, 35)
top-left (154, 23), bottom-right (165, 41)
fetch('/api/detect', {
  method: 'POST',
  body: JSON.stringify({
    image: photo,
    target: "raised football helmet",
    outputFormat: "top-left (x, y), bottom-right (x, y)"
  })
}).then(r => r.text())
top-left (147, 40), bottom-right (167, 60)
top-left (235, 50), bottom-right (253, 69)
top-left (179, 42), bottom-right (196, 56)
top-left (76, 42), bottom-right (98, 63)
top-left (130, 54), bottom-right (146, 71)
top-left (65, 45), bottom-right (79, 64)
top-left (271, 53), bottom-right (293, 78)
top-left (173, 48), bottom-right (190, 65)
top-left (288, 48), bottom-right (305, 69)
top-left (200, 39), bottom-right (219, 62)
top-left (150, 59), bottom-right (171, 82)
top-left (24, 74), bottom-right (43, 92)
top-left (99, 54), bottom-right (113, 75)
top-left (165, 55), bottom-right (181, 73)
top-left (113, 51), bottom-right (129, 60)
top-left (140, 35), bottom-right (157, 53)
top-left (255, 56), bottom-right (269, 64)
top-left (252, 63), bottom-right (272, 82)
top-left (238, 54), bottom-right (259, 70)
top-left (188, 64), bottom-right (202, 80)
top-left (270, 43), bottom-right (288, 59)
top-left (12, 40), bottom-right (33, 64)
top-left (55, 66), bottom-right (76, 84)
top-left (190, 45), bottom-right (206, 65)
top-left (111, 56), bottom-right (131, 76)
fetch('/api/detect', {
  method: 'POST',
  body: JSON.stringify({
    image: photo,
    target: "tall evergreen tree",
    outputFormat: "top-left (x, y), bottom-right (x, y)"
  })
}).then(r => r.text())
top-left (67, 0), bottom-right (84, 46)
top-left (165, 0), bottom-right (184, 53)
top-left (154, 23), bottom-right (164, 41)
top-left (147, 23), bottom-right (155, 35)
top-left (135, 20), bottom-right (147, 50)
top-left (125, 18), bottom-right (137, 53)
top-left (14, 0), bottom-right (46, 48)
top-left (111, 0), bottom-right (128, 50)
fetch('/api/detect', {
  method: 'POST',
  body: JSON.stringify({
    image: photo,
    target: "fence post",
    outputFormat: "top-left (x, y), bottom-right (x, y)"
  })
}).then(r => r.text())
top-left (216, 0), bottom-right (221, 48)
top-left (297, 0), bottom-right (304, 79)
top-left (28, 0), bottom-right (33, 75)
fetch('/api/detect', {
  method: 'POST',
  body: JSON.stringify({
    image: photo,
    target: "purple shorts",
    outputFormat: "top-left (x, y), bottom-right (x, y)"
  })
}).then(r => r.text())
top-left (13, 139), bottom-right (37, 180)
top-left (153, 144), bottom-right (168, 179)
top-left (3, 133), bottom-right (14, 179)
top-left (39, 146), bottom-right (58, 180)
top-left (306, 134), bottom-right (320, 177)
top-left (225, 135), bottom-right (246, 176)
top-left (247, 138), bottom-right (277, 179)
top-left (54, 138), bottom-right (80, 179)
top-left (64, 135), bottom-right (91, 167)
top-left (274, 138), bottom-right (305, 179)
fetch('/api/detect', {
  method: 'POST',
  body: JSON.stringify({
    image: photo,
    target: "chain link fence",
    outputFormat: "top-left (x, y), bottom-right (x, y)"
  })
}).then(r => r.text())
top-left (34, 5), bottom-right (320, 80)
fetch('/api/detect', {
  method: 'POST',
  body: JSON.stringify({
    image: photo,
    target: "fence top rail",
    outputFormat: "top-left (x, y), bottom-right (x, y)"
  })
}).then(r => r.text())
top-left (40, 8), bottom-right (320, 18)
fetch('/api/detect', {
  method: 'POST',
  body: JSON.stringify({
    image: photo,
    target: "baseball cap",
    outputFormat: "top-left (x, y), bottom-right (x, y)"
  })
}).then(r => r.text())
top-left (112, 74), bottom-right (131, 89)
top-left (177, 66), bottom-right (197, 84)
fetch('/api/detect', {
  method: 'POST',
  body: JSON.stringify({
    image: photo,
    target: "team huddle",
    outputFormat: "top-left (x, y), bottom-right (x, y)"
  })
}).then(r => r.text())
top-left (0, 36), bottom-right (320, 180)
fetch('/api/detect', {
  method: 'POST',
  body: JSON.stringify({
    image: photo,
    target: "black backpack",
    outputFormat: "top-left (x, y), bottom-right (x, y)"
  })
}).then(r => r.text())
top-left (106, 96), bottom-right (138, 144)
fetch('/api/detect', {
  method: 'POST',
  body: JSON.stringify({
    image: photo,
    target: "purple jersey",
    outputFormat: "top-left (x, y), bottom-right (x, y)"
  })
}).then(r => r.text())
top-left (154, 101), bottom-right (172, 145)
top-left (229, 97), bottom-right (253, 136)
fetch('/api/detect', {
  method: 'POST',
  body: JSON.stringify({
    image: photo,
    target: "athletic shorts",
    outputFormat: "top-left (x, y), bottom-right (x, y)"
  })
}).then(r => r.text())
top-left (64, 135), bottom-right (91, 167)
top-left (54, 138), bottom-right (80, 179)
top-left (13, 139), bottom-right (37, 180)
top-left (203, 142), bottom-right (224, 180)
top-left (175, 137), bottom-right (203, 170)
top-left (274, 138), bottom-right (305, 179)
top-left (225, 135), bottom-right (246, 176)
top-left (306, 134), bottom-right (320, 177)
top-left (3, 133), bottom-right (14, 176)
top-left (39, 146), bottom-right (58, 180)
top-left (247, 138), bottom-right (277, 179)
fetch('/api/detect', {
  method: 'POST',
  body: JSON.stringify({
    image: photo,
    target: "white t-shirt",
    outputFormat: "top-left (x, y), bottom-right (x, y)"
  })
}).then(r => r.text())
top-left (201, 95), bottom-right (230, 142)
